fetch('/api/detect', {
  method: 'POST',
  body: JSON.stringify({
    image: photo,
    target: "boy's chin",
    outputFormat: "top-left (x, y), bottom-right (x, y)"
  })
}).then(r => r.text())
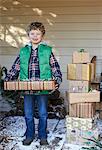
top-left (32, 41), bottom-right (41, 45)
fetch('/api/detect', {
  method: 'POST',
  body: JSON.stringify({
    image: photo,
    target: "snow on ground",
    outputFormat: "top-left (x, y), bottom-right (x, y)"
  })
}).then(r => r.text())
top-left (0, 94), bottom-right (102, 150)
top-left (0, 116), bottom-right (84, 150)
top-left (0, 116), bottom-right (102, 150)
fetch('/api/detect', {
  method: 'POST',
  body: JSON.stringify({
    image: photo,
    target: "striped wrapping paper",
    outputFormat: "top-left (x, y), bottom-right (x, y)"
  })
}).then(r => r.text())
top-left (4, 80), bottom-right (55, 91)
top-left (69, 103), bottom-right (96, 118)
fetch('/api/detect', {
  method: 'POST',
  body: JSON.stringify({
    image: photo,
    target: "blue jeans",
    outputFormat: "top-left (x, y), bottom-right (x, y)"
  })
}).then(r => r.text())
top-left (24, 95), bottom-right (48, 140)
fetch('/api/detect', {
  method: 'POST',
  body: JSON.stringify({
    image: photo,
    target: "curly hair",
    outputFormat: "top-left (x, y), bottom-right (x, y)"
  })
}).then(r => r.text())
top-left (27, 22), bottom-right (45, 35)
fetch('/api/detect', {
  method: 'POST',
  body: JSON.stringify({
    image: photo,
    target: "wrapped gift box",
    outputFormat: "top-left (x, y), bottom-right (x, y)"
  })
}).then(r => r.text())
top-left (30, 81), bottom-right (43, 90)
top-left (69, 103), bottom-right (96, 118)
top-left (67, 91), bottom-right (100, 104)
top-left (67, 63), bottom-right (95, 81)
top-left (66, 127), bottom-right (99, 146)
top-left (66, 116), bottom-right (97, 131)
top-left (4, 80), bottom-right (55, 91)
top-left (72, 51), bottom-right (90, 64)
top-left (68, 80), bottom-right (89, 93)
top-left (44, 80), bottom-right (55, 90)
top-left (4, 81), bottom-right (18, 90)
top-left (19, 81), bottom-right (28, 90)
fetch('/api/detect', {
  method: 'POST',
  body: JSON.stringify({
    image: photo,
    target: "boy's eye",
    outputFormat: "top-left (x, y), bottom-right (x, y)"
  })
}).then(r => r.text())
top-left (31, 33), bottom-right (41, 36)
top-left (36, 33), bottom-right (41, 35)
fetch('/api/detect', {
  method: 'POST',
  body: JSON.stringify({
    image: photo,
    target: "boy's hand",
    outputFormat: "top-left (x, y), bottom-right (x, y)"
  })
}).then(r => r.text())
top-left (54, 80), bottom-right (59, 90)
top-left (49, 81), bottom-right (59, 94)
top-left (55, 83), bottom-right (59, 90)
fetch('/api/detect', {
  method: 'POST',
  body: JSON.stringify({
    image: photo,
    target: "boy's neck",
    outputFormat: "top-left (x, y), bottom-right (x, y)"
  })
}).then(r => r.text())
top-left (29, 41), bottom-right (46, 49)
top-left (32, 43), bottom-right (39, 49)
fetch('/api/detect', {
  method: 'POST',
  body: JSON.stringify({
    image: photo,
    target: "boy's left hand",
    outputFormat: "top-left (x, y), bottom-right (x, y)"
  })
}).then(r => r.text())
top-left (55, 82), bottom-right (59, 90)
top-left (49, 82), bottom-right (59, 94)
top-left (50, 78), bottom-right (61, 94)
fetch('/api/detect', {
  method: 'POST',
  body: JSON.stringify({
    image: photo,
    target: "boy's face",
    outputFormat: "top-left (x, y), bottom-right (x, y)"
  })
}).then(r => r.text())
top-left (28, 29), bottom-right (44, 45)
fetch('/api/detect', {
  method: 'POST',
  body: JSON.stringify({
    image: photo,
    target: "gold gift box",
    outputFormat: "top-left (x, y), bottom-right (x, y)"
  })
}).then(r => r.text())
top-left (67, 63), bottom-right (95, 81)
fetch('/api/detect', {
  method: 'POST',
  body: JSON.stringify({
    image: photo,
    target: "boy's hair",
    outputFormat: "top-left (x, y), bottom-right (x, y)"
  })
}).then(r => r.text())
top-left (27, 22), bottom-right (45, 35)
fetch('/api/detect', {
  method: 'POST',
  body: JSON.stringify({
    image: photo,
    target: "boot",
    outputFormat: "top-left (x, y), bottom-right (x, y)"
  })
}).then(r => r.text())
top-left (22, 138), bottom-right (33, 145)
top-left (40, 139), bottom-right (49, 145)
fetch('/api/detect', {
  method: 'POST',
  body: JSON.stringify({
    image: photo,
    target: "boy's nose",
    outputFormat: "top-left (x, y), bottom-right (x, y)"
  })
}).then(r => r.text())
top-left (33, 34), bottom-right (37, 37)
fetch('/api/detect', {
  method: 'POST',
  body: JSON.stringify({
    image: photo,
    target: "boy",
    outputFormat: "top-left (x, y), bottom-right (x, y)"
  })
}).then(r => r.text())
top-left (5, 22), bottom-right (62, 145)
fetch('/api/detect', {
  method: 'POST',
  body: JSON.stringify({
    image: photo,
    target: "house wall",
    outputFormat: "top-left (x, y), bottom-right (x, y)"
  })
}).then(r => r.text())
top-left (0, 0), bottom-right (102, 97)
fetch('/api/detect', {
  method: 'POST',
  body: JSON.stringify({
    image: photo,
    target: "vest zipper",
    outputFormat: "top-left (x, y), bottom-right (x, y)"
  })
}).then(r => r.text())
top-left (28, 46), bottom-right (32, 79)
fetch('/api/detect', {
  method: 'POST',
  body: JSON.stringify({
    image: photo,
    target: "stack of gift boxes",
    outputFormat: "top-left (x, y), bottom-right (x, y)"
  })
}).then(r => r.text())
top-left (66, 50), bottom-right (100, 145)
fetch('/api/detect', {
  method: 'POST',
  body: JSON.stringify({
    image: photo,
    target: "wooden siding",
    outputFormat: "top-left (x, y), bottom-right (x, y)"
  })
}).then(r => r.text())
top-left (0, 0), bottom-right (102, 97)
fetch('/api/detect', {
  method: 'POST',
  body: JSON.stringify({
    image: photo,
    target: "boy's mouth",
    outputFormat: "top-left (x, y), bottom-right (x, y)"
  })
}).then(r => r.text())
top-left (33, 39), bottom-right (38, 41)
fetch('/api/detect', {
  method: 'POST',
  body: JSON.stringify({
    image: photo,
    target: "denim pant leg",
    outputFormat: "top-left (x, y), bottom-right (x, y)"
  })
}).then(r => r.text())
top-left (24, 95), bottom-right (35, 139)
top-left (36, 95), bottom-right (48, 139)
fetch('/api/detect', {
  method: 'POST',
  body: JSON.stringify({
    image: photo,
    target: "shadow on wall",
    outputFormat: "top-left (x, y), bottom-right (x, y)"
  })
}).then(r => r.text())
top-left (0, 0), bottom-right (58, 50)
